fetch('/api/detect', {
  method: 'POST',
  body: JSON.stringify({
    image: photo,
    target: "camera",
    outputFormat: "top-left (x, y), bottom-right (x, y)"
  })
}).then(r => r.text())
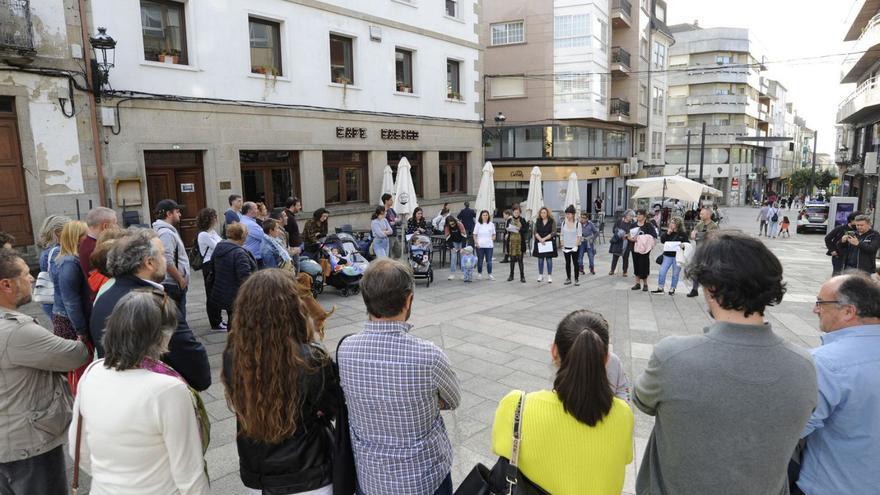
top-left (845, 230), bottom-right (857, 237)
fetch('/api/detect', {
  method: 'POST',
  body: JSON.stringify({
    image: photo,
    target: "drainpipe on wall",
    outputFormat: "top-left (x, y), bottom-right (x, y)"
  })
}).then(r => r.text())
top-left (77, 0), bottom-right (108, 206)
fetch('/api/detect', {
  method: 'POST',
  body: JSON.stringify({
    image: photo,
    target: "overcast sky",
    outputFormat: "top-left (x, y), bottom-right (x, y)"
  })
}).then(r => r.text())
top-left (667, 0), bottom-right (857, 155)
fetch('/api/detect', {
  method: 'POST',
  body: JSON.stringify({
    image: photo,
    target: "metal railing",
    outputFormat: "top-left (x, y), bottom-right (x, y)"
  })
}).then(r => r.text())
top-left (611, 46), bottom-right (631, 69)
top-left (0, 0), bottom-right (34, 53)
top-left (612, 0), bottom-right (632, 18)
top-left (610, 98), bottom-right (630, 116)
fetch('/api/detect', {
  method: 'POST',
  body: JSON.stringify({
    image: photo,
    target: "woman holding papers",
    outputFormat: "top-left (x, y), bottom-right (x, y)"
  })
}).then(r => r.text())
top-left (652, 217), bottom-right (689, 295)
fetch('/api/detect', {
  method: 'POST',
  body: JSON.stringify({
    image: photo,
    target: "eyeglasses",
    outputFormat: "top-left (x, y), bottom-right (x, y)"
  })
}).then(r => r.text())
top-left (814, 299), bottom-right (850, 308)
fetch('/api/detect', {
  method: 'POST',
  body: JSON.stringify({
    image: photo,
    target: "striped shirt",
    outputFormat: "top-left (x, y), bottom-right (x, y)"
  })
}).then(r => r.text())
top-left (338, 321), bottom-right (461, 495)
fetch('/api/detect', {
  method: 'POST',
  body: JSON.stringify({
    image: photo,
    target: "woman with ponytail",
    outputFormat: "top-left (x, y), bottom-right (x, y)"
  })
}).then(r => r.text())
top-left (490, 310), bottom-right (634, 495)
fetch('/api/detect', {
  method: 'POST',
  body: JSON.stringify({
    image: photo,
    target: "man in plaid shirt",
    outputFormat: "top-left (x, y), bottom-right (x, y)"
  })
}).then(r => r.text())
top-left (338, 259), bottom-right (461, 495)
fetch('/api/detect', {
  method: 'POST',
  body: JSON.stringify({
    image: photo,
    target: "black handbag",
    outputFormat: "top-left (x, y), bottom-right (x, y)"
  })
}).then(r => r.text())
top-left (655, 254), bottom-right (664, 265)
top-left (454, 392), bottom-right (549, 495)
top-left (333, 335), bottom-right (358, 495)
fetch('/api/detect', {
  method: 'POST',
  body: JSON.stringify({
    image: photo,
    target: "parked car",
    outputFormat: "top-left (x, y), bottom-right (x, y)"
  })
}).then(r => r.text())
top-left (797, 202), bottom-right (830, 234)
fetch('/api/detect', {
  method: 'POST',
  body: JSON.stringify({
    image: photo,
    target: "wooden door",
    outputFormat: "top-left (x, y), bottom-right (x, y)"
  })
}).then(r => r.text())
top-left (144, 151), bottom-right (206, 247)
top-left (0, 100), bottom-right (33, 245)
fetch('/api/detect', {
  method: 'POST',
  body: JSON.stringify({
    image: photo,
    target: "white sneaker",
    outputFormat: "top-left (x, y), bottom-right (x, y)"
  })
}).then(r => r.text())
top-left (448, 274), bottom-right (455, 280)
top-left (477, 273), bottom-right (483, 280)
top-left (537, 275), bottom-right (543, 283)
top-left (488, 274), bottom-right (495, 281)
top-left (547, 276), bottom-right (553, 283)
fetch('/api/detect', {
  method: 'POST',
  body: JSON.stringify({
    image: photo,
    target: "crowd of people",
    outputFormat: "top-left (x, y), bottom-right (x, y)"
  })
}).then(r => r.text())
top-left (1, 193), bottom-right (879, 495)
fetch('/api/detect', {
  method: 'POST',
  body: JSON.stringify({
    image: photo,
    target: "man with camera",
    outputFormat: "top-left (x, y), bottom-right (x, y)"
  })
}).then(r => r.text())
top-left (825, 212), bottom-right (860, 276)
top-left (838, 214), bottom-right (880, 275)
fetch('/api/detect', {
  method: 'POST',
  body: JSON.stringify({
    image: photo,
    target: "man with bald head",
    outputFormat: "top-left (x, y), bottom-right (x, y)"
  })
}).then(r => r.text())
top-left (793, 273), bottom-right (880, 494)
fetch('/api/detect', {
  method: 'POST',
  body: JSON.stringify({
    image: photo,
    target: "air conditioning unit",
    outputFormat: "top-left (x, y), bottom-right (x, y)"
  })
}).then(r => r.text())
top-left (866, 151), bottom-right (878, 174)
top-left (622, 157), bottom-right (639, 175)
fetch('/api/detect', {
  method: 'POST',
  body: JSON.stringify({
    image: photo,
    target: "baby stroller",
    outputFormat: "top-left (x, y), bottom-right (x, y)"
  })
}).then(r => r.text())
top-left (297, 257), bottom-right (325, 298)
top-left (409, 234), bottom-right (434, 287)
top-left (321, 234), bottom-right (368, 297)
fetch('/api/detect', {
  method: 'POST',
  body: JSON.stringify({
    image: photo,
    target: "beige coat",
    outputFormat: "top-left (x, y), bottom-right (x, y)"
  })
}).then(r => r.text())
top-left (0, 308), bottom-right (88, 462)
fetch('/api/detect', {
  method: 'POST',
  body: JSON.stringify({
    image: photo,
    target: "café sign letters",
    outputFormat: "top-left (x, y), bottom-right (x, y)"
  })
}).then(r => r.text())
top-left (336, 126), bottom-right (420, 140)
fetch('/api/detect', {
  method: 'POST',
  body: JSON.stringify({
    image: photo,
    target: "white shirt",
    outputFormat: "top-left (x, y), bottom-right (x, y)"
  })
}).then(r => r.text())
top-left (197, 230), bottom-right (222, 263)
top-left (70, 361), bottom-right (209, 495)
top-left (473, 222), bottom-right (496, 249)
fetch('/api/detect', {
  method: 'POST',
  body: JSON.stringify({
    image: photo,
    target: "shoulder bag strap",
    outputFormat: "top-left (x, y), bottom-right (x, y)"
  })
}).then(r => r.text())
top-left (72, 359), bottom-right (101, 495)
top-left (504, 391), bottom-right (527, 490)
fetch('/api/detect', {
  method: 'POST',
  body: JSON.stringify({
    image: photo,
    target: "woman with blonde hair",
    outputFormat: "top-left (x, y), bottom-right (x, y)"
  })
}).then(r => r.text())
top-left (37, 214), bottom-right (70, 318)
top-left (223, 269), bottom-right (341, 495)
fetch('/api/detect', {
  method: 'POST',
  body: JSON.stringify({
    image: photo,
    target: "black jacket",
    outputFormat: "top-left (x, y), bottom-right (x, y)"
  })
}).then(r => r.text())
top-left (824, 224), bottom-right (850, 256)
top-left (223, 344), bottom-right (341, 494)
top-left (660, 231), bottom-right (689, 256)
top-left (843, 229), bottom-right (880, 274)
top-left (284, 209), bottom-right (302, 247)
top-left (210, 241), bottom-right (257, 310)
top-left (89, 274), bottom-right (211, 391)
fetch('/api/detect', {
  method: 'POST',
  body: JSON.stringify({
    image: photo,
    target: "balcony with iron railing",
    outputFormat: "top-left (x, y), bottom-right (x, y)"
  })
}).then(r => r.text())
top-left (610, 98), bottom-right (630, 121)
top-left (0, 0), bottom-right (35, 57)
top-left (611, 47), bottom-right (631, 77)
top-left (611, 0), bottom-right (632, 28)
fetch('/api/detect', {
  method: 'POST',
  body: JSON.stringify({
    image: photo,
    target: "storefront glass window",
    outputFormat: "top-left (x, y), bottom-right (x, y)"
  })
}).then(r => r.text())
top-left (323, 151), bottom-right (366, 204)
top-left (514, 127), bottom-right (545, 158)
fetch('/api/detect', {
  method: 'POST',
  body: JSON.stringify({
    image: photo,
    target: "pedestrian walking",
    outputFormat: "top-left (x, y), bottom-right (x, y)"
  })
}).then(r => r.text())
top-left (0, 249), bottom-right (89, 495)
top-left (92, 229), bottom-right (211, 391)
top-left (824, 211), bottom-right (860, 276)
top-left (196, 208), bottom-right (225, 330)
top-left (577, 212), bottom-right (599, 276)
top-left (223, 270), bottom-right (340, 495)
top-left (533, 207), bottom-right (558, 283)
top-left (687, 207), bottom-right (718, 298)
top-left (210, 223), bottom-right (258, 321)
top-left (338, 259), bottom-right (460, 495)
top-left (474, 210), bottom-right (496, 280)
top-left (609, 210), bottom-right (635, 276)
top-left (152, 199), bottom-right (191, 320)
top-left (757, 202), bottom-right (771, 237)
top-left (794, 274), bottom-right (880, 495)
top-left (370, 206), bottom-right (393, 259)
top-left (652, 217), bottom-right (689, 295)
top-left (779, 216), bottom-right (791, 238)
top-left (840, 214), bottom-right (880, 274)
top-left (444, 216), bottom-right (467, 280)
top-left (382, 193), bottom-right (402, 258)
top-left (71, 290), bottom-right (210, 495)
top-left (239, 202), bottom-right (265, 266)
top-left (768, 203), bottom-right (781, 238)
top-left (506, 206), bottom-right (527, 283)
top-left (302, 208), bottom-right (329, 260)
top-left (460, 245), bottom-right (477, 282)
top-left (594, 196), bottom-right (604, 217)
top-left (36, 214), bottom-right (70, 319)
top-left (560, 205), bottom-right (582, 286)
top-left (629, 209), bottom-right (658, 292)
top-left (458, 201), bottom-right (477, 247)
top-left (490, 309), bottom-right (633, 495)
top-left (634, 231), bottom-right (817, 495)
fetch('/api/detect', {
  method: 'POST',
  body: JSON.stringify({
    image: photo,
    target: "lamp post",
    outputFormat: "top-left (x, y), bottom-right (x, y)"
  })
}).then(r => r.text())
top-left (88, 27), bottom-right (116, 101)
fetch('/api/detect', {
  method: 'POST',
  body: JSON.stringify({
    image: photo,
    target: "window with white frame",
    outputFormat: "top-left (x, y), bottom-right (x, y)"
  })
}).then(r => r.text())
top-left (554, 14), bottom-right (591, 49)
top-left (598, 18), bottom-right (608, 53)
top-left (490, 77), bottom-right (525, 98)
top-left (140, 0), bottom-right (188, 64)
top-left (651, 131), bottom-right (663, 159)
top-left (598, 73), bottom-right (607, 104)
top-left (640, 37), bottom-right (649, 61)
top-left (652, 41), bottom-right (666, 69)
top-left (639, 84), bottom-right (648, 107)
top-left (445, 0), bottom-right (457, 17)
top-left (249, 17), bottom-right (282, 76)
top-left (652, 87), bottom-right (665, 115)
top-left (716, 54), bottom-right (733, 65)
top-left (395, 48), bottom-right (413, 93)
top-left (639, 131), bottom-right (646, 152)
top-left (330, 34), bottom-right (354, 84)
top-left (491, 21), bottom-right (524, 45)
top-left (447, 59), bottom-right (461, 99)
top-left (555, 72), bottom-right (591, 103)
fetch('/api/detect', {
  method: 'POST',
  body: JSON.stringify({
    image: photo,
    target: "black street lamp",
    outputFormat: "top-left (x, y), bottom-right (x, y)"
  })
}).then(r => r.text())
top-left (494, 111), bottom-right (506, 125)
top-left (88, 27), bottom-right (116, 99)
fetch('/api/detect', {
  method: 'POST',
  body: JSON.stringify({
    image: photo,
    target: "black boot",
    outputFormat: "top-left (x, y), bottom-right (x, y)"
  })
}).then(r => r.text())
top-left (500, 256), bottom-right (510, 263)
top-left (687, 289), bottom-right (698, 297)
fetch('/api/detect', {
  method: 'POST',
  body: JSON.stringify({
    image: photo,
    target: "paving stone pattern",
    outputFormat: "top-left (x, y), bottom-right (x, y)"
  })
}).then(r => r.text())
top-left (25, 206), bottom-right (830, 494)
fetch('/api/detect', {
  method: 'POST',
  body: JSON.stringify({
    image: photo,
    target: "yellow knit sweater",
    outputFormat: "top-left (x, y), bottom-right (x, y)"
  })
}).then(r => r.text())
top-left (491, 389), bottom-right (634, 495)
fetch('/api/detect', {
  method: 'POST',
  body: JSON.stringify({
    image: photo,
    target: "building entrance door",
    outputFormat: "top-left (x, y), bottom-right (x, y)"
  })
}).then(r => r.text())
top-left (145, 151), bottom-right (206, 247)
top-left (0, 97), bottom-right (33, 245)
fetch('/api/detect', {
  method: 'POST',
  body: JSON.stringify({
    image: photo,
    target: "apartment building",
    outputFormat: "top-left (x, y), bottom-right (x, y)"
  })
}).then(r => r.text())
top-left (79, 0), bottom-right (483, 242)
top-left (482, 0), bottom-right (673, 215)
top-left (836, 0), bottom-right (880, 211)
top-left (0, 0), bottom-right (103, 254)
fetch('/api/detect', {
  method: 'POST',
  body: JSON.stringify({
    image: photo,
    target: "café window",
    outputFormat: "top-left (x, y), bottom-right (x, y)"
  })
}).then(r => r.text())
top-left (323, 151), bottom-right (367, 204)
top-left (140, 0), bottom-right (188, 64)
top-left (249, 17), bottom-right (282, 76)
top-left (395, 48), bottom-right (414, 93)
top-left (330, 34), bottom-right (354, 84)
top-left (447, 59), bottom-right (461, 100)
top-left (388, 151), bottom-right (423, 197)
top-left (439, 151), bottom-right (466, 194)
top-left (240, 151), bottom-right (300, 209)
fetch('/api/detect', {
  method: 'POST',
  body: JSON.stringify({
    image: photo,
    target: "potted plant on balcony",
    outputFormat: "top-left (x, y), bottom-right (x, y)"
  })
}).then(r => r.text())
top-left (158, 49), bottom-right (180, 64)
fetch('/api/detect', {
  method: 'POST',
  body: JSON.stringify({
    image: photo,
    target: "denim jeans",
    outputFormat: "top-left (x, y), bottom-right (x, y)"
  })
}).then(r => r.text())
top-left (449, 242), bottom-right (463, 272)
top-left (538, 257), bottom-right (553, 275)
top-left (577, 242), bottom-right (595, 270)
top-left (657, 255), bottom-right (681, 289)
top-left (769, 221), bottom-right (780, 237)
top-left (477, 247), bottom-right (493, 274)
top-left (356, 473), bottom-right (452, 495)
top-left (373, 237), bottom-right (389, 258)
top-left (0, 445), bottom-right (67, 495)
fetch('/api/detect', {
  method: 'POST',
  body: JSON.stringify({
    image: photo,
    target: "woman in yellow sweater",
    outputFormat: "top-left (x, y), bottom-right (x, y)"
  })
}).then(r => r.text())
top-left (491, 310), bottom-right (634, 495)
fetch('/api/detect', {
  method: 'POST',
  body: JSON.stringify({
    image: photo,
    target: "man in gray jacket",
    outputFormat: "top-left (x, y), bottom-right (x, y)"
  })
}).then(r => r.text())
top-left (634, 231), bottom-right (817, 495)
top-left (0, 249), bottom-right (89, 494)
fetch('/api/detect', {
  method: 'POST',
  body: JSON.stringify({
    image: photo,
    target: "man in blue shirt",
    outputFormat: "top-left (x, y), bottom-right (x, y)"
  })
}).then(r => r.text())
top-left (795, 273), bottom-right (880, 495)
top-left (223, 194), bottom-right (242, 237)
top-left (239, 201), bottom-right (264, 266)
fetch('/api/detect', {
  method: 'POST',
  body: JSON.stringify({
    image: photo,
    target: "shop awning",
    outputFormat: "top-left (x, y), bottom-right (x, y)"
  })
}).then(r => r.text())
top-left (493, 164), bottom-right (620, 181)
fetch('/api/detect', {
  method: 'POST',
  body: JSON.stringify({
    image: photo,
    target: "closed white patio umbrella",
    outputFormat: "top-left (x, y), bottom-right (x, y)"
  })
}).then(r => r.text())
top-left (563, 172), bottom-right (581, 218)
top-left (393, 157), bottom-right (419, 248)
top-left (381, 165), bottom-right (395, 205)
top-left (474, 161), bottom-right (496, 216)
top-left (627, 175), bottom-right (723, 204)
top-left (524, 166), bottom-right (544, 221)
